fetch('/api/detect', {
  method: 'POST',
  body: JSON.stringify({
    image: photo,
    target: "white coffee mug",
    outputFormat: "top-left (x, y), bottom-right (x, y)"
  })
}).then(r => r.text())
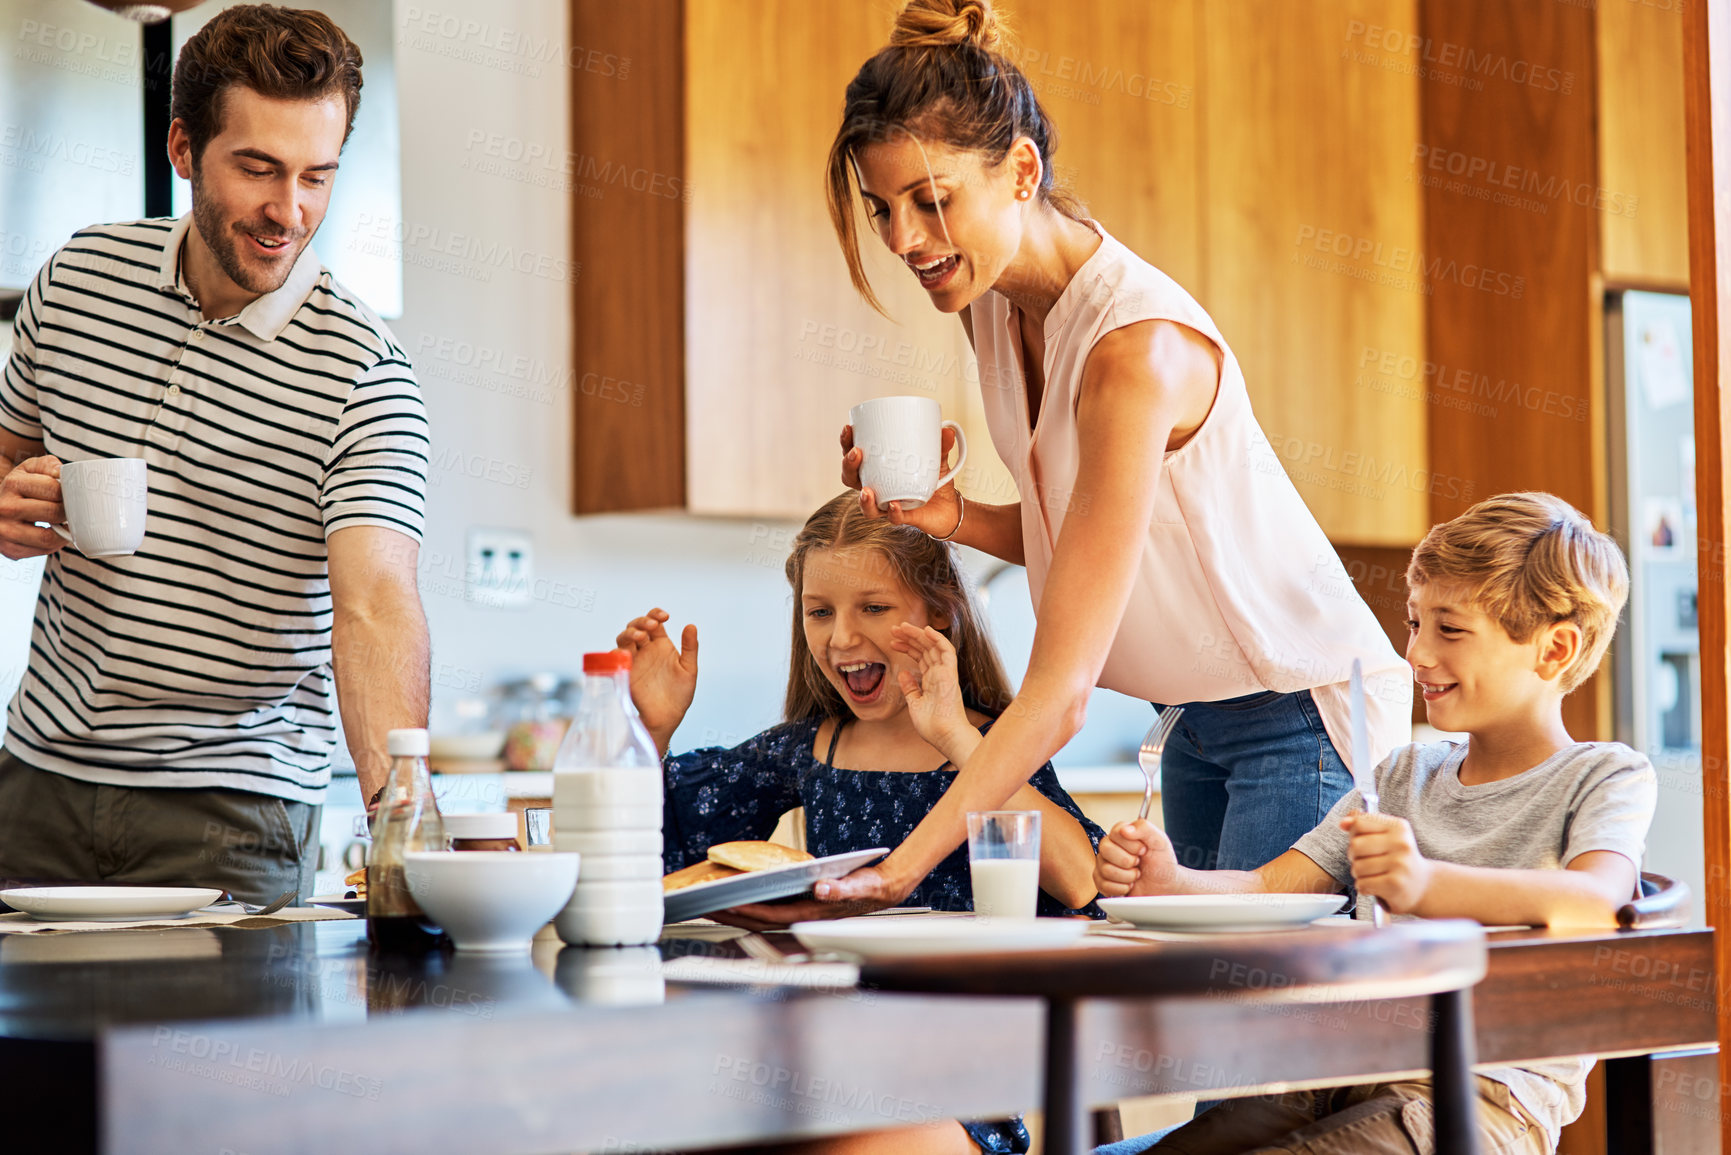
top-left (847, 396), bottom-right (968, 510)
top-left (52, 458), bottom-right (148, 558)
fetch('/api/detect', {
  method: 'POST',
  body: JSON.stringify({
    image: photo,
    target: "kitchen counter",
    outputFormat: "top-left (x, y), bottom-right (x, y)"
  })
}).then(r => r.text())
top-left (476, 763), bottom-right (1153, 801)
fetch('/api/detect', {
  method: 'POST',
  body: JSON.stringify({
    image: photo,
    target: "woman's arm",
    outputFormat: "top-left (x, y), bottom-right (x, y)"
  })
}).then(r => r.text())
top-left (841, 427), bottom-right (1026, 566)
top-left (840, 309), bottom-right (1025, 563)
top-left (818, 319), bottom-right (1222, 910)
top-left (893, 625), bottom-right (1094, 906)
top-left (1005, 780), bottom-right (1098, 909)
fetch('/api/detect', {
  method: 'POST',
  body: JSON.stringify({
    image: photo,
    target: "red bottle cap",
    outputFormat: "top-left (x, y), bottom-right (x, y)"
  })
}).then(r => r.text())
top-left (583, 650), bottom-right (631, 674)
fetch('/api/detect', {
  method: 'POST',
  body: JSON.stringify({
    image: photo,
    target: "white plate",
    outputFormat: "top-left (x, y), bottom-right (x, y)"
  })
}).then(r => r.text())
top-left (1, 886), bottom-right (225, 922)
top-left (308, 895), bottom-right (367, 915)
top-left (1098, 893), bottom-right (1349, 932)
top-left (791, 915), bottom-right (1088, 960)
top-left (662, 847), bottom-right (888, 923)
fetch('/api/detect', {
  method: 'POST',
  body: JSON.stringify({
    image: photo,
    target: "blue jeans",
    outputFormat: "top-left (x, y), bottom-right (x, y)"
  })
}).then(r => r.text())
top-left (1155, 689), bottom-right (1352, 873)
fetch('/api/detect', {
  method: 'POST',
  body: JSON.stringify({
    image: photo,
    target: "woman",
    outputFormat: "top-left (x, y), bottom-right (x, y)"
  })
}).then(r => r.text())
top-left (766, 0), bottom-right (1411, 925)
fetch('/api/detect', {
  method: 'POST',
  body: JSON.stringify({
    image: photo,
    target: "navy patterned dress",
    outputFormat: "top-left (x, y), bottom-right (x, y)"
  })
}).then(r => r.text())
top-left (662, 715), bottom-right (1107, 1155)
top-left (663, 715), bottom-right (1106, 916)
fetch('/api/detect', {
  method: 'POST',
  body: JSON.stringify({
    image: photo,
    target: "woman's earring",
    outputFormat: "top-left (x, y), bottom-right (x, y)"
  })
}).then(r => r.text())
top-left (1016, 188), bottom-right (1032, 201)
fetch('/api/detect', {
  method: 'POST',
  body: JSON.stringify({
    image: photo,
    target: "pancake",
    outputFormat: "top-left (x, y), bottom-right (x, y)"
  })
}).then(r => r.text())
top-left (663, 859), bottom-right (744, 892)
top-left (707, 840), bottom-right (813, 872)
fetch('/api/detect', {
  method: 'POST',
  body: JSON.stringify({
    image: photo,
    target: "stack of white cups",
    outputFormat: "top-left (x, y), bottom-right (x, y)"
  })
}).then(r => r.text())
top-left (552, 765), bottom-right (664, 945)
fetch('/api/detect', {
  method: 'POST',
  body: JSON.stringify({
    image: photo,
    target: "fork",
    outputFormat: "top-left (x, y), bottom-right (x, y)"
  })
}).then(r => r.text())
top-left (1138, 707), bottom-right (1186, 821)
top-left (213, 889), bottom-right (298, 916)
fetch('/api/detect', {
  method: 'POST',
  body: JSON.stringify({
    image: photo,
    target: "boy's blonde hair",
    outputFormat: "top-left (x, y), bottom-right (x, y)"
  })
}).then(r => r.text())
top-left (1406, 493), bottom-right (1630, 693)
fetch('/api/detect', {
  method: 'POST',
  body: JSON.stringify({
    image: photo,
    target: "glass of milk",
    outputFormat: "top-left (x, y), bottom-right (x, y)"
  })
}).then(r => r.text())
top-left (966, 811), bottom-right (1042, 919)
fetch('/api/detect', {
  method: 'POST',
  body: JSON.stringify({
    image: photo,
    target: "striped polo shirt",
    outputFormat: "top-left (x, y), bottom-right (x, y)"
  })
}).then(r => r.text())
top-left (0, 216), bottom-right (429, 803)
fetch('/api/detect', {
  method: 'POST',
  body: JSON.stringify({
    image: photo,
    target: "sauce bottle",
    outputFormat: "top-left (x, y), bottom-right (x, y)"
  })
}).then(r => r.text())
top-left (367, 728), bottom-right (447, 952)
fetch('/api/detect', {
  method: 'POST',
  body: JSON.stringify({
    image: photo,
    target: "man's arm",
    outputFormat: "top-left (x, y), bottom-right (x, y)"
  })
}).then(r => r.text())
top-left (0, 429), bottom-right (43, 469)
top-left (328, 525), bottom-right (430, 806)
top-left (0, 268), bottom-right (63, 559)
top-left (0, 428), bottom-right (63, 560)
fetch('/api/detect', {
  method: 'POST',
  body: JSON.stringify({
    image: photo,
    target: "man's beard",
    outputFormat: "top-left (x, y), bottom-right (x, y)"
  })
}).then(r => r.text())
top-left (188, 164), bottom-right (307, 297)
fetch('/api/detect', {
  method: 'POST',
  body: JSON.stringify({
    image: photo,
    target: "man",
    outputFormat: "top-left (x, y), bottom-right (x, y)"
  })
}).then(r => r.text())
top-left (0, 5), bottom-right (429, 903)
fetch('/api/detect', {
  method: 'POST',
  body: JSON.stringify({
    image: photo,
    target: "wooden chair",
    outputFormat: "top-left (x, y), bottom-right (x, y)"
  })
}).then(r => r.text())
top-left (1602, 872), bottom-right (1702, 1154)
top-left (1616, 871), bottom-right (1691, 930)
top-left (1090, 1105), bottom-right (1124, 1146)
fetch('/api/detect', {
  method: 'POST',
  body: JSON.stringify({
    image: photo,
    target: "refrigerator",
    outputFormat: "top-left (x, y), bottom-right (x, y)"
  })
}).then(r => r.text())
top-left (1607, 289), bottom-right (1703, 915)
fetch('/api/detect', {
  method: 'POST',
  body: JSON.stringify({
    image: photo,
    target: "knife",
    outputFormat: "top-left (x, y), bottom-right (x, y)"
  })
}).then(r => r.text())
top-left (1349, 658), bottom-right (1384, 928)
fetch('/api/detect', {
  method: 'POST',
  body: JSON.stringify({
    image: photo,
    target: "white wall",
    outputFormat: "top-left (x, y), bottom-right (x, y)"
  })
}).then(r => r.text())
top-left (385, 0), bottom-right (793, 755)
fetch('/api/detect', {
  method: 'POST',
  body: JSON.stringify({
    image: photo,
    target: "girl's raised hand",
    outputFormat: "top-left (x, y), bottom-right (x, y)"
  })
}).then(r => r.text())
top-left (840, 423), bottom-right (965, 539)
top-left (892, 622), bottom-right (971, 753)
top-left (614, 608), bottom-right (698, 755)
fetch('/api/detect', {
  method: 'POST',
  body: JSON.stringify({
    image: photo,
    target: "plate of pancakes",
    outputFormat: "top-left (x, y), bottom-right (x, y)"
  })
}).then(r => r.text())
top-left (662, 841), bottom-right (889, 923)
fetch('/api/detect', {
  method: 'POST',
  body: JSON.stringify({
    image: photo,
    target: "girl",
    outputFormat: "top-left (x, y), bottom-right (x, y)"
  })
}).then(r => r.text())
top-left (802, 0), bottom-right (1411, 920)
top-left (619, 491), bottom-right (1103, 923)
top-left (620, 493), bottom-right (1103, 1155)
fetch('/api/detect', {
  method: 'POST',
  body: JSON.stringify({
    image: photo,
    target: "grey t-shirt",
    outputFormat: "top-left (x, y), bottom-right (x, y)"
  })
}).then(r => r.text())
top-left (1293, 739), bottom-right (1658, 1145)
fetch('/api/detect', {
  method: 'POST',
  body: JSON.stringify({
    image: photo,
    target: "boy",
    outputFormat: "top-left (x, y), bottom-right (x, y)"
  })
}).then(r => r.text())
top-left (1094, 492), bottom-right (1657, 1155)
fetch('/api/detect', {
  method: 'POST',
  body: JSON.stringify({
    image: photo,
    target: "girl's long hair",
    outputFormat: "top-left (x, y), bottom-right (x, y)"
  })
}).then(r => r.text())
top-left (825, 0), bottom-right (1084, 317)
top-left (783, 492), bottom-right (1014, 724)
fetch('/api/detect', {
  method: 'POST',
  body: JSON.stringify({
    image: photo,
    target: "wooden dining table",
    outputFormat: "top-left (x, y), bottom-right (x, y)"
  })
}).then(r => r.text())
top-left (865, 921), bottom-right (1718, 1155)
top-left (0, 916), bottom-right (1714, 1154)
top-left (863, 919), bottom-right (1492, 1155)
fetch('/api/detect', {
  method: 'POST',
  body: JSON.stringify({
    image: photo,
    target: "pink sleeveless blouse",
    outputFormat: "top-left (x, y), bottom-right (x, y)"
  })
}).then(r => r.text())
top-left (970, 224), bottom-right (1412, 774)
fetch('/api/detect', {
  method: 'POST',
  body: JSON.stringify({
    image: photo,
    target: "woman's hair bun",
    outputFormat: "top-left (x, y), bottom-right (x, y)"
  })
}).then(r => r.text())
top-left (888, 0), bottom-right (1003, 54)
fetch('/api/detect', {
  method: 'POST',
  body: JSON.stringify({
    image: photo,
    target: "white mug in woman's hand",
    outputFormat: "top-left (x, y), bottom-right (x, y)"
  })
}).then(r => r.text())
top-left (847, 396), bottom-right (968, 510)
top-left (51, 457), bottom-right (148, 557)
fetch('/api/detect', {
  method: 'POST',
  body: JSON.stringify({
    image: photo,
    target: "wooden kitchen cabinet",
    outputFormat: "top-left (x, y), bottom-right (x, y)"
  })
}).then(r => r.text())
top-left (572, 0), bottom-right (1673, 577)
top-left (1598, 0), bottom-right (1689, 289)
top-left (1200, 0), bottom-right (1429, 546)
top-left (683, 0), bottom-right (1008, 519)
top-left (574, 0), bottom-right (1430, 541)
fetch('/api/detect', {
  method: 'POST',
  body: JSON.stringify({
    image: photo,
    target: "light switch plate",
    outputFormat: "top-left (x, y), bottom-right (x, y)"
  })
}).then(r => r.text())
top-left (466, 528), bottom-right (532, 608)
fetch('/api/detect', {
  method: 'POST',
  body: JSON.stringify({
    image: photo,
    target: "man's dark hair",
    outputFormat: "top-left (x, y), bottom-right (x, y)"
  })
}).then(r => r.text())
top-left (171, 4), bottom-right (363, 163)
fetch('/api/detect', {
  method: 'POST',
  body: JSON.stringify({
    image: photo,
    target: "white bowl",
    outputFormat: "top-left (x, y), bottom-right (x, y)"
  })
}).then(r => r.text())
top-left (555, 898), bottom-right (664, 946)
top-left (570, 877), bottom-right (664, 905)
top-left (555, 828), bottom-right (663, 856)
top-left (553, 767), bottom-right (664, 807)
top-left (404, 851), bottom-right (580, 952)
top-left (574, 853), bottom-right (663, 881)
top-left (552, 802), bottom-right (663, 832)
